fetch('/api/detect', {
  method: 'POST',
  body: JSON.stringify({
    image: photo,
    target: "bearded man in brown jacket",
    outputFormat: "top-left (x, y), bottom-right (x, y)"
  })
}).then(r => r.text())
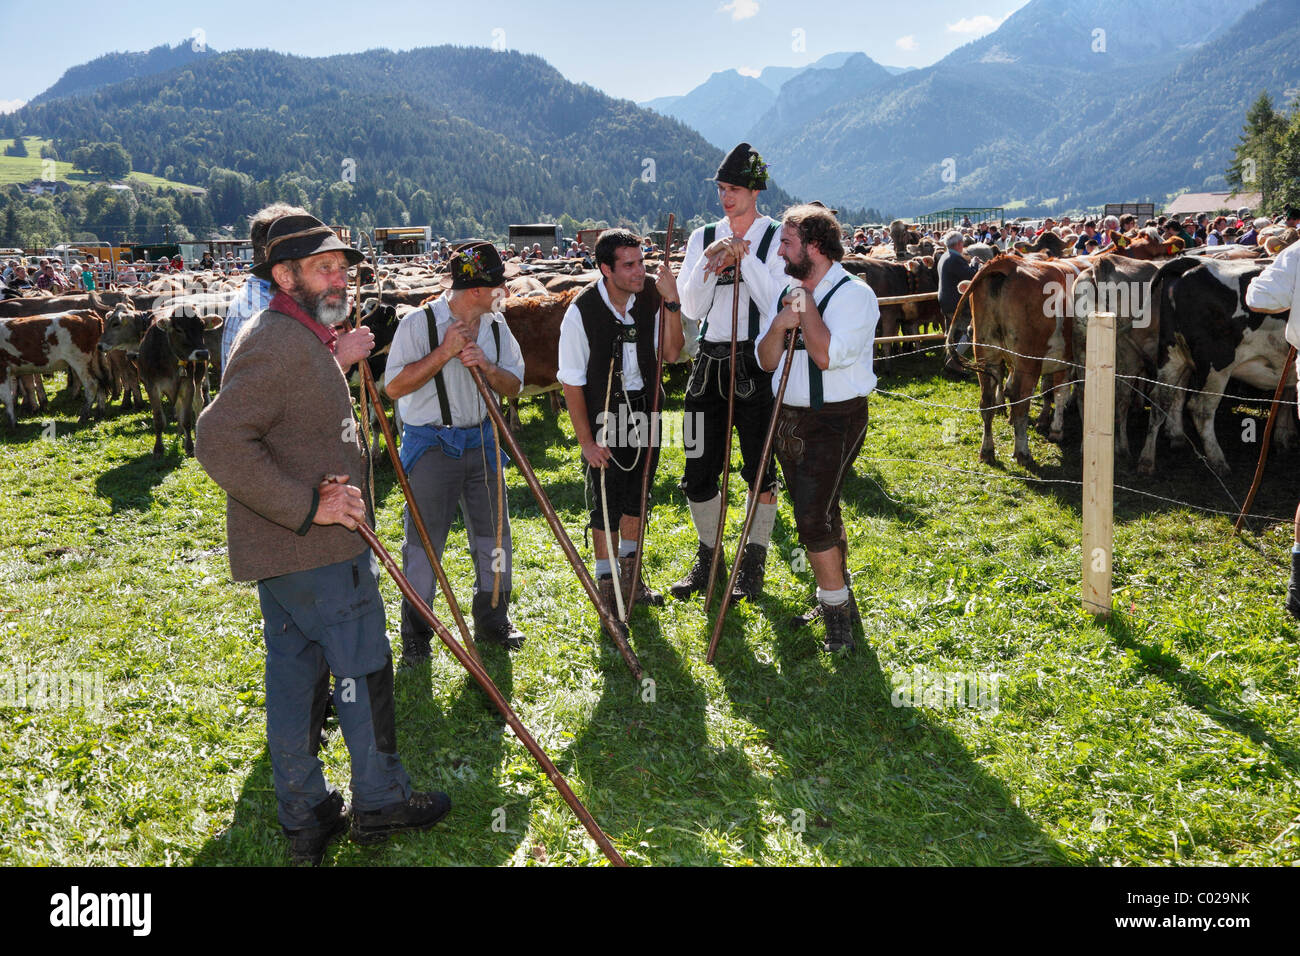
top-left (196, 212), bottom-right (450, 865)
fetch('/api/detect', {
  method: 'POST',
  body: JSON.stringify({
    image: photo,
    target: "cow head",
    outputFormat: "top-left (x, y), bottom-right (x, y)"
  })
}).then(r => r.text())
top-left (98, 307), bottom-right (150, 352)
top-left (153, 311), bottom-right (216, 364)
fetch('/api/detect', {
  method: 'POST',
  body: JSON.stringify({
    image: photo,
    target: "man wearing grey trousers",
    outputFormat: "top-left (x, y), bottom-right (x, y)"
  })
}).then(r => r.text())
top-left (385, 241), bottom-right (527, 661)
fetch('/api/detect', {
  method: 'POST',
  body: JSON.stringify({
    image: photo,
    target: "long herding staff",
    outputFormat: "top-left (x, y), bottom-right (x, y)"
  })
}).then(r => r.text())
top-left (600, 358), bottom-right (627, 622)
top-left (464, 364), bottom-right (645, 681)
top-left (1235, 344), bottom-right (1297, 533)
top-left (355, 521), bottom-right (626, 866)
top-left (706, 326), bottom-right (797, 664)
top-left (703, 248), bottom-right (743, 612)
top-left (625, 214), bottom-right (674, 620)
top-left (352, 233), bottom-right (483, 667)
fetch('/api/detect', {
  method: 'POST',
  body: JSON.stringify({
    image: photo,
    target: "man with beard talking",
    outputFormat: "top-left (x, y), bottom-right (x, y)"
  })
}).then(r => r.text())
top-left (197, 213), bottom-right (451, 865)
top-left (755, 204), bottom-right (879, 652)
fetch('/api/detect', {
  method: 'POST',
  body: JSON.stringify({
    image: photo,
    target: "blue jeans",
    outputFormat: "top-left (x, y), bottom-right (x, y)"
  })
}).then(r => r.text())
top-left (257, 553), bottom-right (411, 829)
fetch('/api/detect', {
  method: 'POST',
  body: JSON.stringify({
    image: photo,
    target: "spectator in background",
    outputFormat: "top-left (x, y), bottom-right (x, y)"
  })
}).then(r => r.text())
top-left (939, 231), bottom-right (979, 375)
top-left (118, 261), bottom-right (138, 286)
top-left (1074, 221), bottom-right (1099, 255)
top-left (221, 202), bottom-right (306, 375)
top-left (1238, 218), bottom-right (1270, 246)
top-left (35, 262), bottom-right (61, 291)
top-left (171, 254), bottom-right (184, 272)
top-left (1165, 219), bottom-right (1194, 249)
top-left (1286, 208), bottom-right (1300, 230)
top-left (200, 251), bottom-right (216, 271)
top-left (79, 257), bottom-right (97, 292)
top-left (2, 259), bottom-right (17, 284)
top-left (1193, 213), bottom-right (1209, 245)
top-left (1207, 216), bottom-right (1228, 246)
top-left (8, 265), bottom-right (32, 291)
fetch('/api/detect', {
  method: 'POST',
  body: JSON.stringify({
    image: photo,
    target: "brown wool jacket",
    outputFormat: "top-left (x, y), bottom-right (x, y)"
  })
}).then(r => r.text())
top-left (195, 307), bottom-right (368, 582)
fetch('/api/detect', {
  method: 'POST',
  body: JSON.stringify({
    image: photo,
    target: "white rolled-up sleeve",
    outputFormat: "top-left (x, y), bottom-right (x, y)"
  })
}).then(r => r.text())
top-left (740, 222), bottom-right (784, 326)
top-left (556, 303), bottom-right (589, 387)
top-left (1246, 242), bottom-right (1299, 314)
top-left (677, 228), bottom-right (717, 321)
top-left (825, 282), bottom-right (879, 371)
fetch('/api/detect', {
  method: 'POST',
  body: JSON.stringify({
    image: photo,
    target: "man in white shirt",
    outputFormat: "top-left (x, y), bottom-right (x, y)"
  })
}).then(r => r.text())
top-left (557, 229), bottom-right (683, 624)
top-left (385, 241), bottom-right (527, 660)
top-left (1244, 237), bottom-right (1300, 618)
top-left (671, 142), bottom-right (786, 603)
top-left (756, 203), bottom-right (879, 652)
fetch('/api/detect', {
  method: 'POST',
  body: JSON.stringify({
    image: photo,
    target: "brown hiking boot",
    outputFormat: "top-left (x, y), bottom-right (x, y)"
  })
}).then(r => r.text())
top-left (669, 542), bottom-right (724, 600)
top-left (619, 555), bottom-right (664, 607)
top-left (821, 601), bottom-right (856, 653)
top-left (597, 574), bottom-right (630, 641)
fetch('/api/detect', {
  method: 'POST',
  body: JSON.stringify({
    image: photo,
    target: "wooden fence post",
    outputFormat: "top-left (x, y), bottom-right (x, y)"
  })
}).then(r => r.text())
top-left (1082, 311), bottom-right (1115, 618)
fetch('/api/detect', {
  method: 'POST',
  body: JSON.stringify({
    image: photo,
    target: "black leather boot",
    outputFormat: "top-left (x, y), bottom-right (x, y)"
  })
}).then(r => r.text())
top-left (400, 600), bottom-right (433, 665)
top-left (669, 541), bottom-right (724, 599)
top-left (472, 592), bottom-right (526, 651)
top-left (730, 544), bottom-right (767, 602)
top-left (1288, 550), bottom-right (1300, 620)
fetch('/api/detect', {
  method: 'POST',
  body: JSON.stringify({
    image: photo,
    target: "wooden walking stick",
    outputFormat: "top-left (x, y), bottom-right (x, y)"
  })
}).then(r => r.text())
top-left (600, 358), bottom-right (627, 622)
top-left (1235, 344), bottom-right (1297, 533)
top-left (707, 328), bottom-right (797, 664)
top-left (355, 522), bottom-right (626, 867)
top-left (358, 368), bottom-right (483, 667)
top-left (352, 233), bottom-right (483, 666)
top-left (703, 252), bottom-right (743, 613)
top-left (464, 364), bottom-right (645, 681)
top-left (626, 214), bottom-right (673, 620)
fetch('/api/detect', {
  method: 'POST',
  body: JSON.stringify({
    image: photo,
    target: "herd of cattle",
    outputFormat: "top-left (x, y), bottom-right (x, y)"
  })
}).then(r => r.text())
top-left (0, 231), bottom-right (1293, 484)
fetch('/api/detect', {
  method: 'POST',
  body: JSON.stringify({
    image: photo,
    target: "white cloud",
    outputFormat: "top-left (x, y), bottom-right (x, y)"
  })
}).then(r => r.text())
top-left (947, 12), bottom-right (1012, 34)
top-left (0, 99), bottom-right (27, 114)
top-left (737, 66), bottom-right (761, 78)
top-left (720, 0), bottom-right (760, 21)
top-left (895, 35), bottom-right (919, 52)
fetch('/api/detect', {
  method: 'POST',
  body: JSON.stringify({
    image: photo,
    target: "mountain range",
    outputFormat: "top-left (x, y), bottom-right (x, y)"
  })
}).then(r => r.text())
top-left (641, 0), bottom-right (1298, 216)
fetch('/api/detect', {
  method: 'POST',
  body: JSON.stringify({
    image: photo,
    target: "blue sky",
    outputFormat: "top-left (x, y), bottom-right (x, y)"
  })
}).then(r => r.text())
top-left (0, 0), bottom-right (1030, 110)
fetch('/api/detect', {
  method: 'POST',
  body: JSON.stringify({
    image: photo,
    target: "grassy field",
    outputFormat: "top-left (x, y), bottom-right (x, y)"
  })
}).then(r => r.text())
top-left (0, 136), bottom-right (200, 191)
top-left (1, 355), bottom-right (1298, 867)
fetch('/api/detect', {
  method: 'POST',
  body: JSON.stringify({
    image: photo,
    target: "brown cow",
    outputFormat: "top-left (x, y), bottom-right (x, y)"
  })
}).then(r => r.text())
top-left (962, 255), bottom-right (1092, 466)
top-left (500, 287), bottom-right (579, 428)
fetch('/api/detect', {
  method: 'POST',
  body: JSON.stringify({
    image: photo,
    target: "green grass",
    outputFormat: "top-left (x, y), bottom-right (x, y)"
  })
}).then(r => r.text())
top-left (2, 358), bottom-right (1298, 866)
top-left (0, 137), bottom-right (200, 191)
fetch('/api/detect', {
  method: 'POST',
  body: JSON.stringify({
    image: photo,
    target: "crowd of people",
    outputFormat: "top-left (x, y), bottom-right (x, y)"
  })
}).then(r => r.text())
top-left (0, 249), bottom-right (261, 298)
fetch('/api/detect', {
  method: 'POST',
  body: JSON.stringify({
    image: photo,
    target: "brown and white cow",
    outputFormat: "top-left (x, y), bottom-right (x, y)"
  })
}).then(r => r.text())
top-left (0, 311), bottom-right (109, 427)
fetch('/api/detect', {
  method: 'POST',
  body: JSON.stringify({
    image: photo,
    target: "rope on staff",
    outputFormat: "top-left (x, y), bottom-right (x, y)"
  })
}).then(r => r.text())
top-left (358, 368), bottom-right (484, 668)
top-left (354, 521), bottom-right (627, 866)
top-left (464, 363), bottom-right (645, 681)
top-left (707, 329), bottom-right (797, 664)
top-left (600, 357), bottom-right (627, 621)
top-left (355, 229), bottom-right (483, 667)
top-left (704, 257), bottom-right (742, 613)
top-left (627, 213), bottom-right (673, 620)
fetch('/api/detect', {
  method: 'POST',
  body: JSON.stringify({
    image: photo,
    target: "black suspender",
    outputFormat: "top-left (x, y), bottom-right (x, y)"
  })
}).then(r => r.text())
top-left (423, 304), bottom-right (500, 426)
top-left (700, 219), bottom-right (780, 342)
top-left (786, 275), bottom-right (855, 411)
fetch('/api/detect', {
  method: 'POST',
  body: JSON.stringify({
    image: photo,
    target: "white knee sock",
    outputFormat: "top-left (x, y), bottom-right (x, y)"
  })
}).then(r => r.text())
top-left (595, 558), bottom-right (612, 578)
top-left (748, 498), bottom-right (777, 548)
top-left (689, 494), bottom-right (723, 546)
top-left (619, 538), bottom-right (637, 559)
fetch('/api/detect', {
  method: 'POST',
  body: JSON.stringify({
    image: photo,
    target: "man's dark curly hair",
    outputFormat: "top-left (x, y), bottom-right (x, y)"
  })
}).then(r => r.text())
top-left (781, 204), bottom-right (844, 262)
top-left (594, 228), bottom-right (642, 271)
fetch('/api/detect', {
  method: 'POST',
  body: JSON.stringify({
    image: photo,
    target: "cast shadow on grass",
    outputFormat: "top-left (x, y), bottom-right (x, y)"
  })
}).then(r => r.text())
top-left (564, 609), bottom-right (762, 866)
top-left (706, 605), bottom-right (1069, 865)
top-left (1105, 613), bottom-right (1300, 775)
top-left (94, 449), bottom-right (187, 513)
top-left (192, 748), bottom-right (292, 866)
top-left (381, 640), bottom-right (527, 866)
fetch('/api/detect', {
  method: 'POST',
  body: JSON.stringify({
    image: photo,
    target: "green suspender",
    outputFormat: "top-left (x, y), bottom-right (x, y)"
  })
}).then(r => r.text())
top-left (424, 304), bottom-right (501, 426)
top-left (787, 275), bottom-right (854, 411)
top-left (699, 219), bottom-right (781, 341)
